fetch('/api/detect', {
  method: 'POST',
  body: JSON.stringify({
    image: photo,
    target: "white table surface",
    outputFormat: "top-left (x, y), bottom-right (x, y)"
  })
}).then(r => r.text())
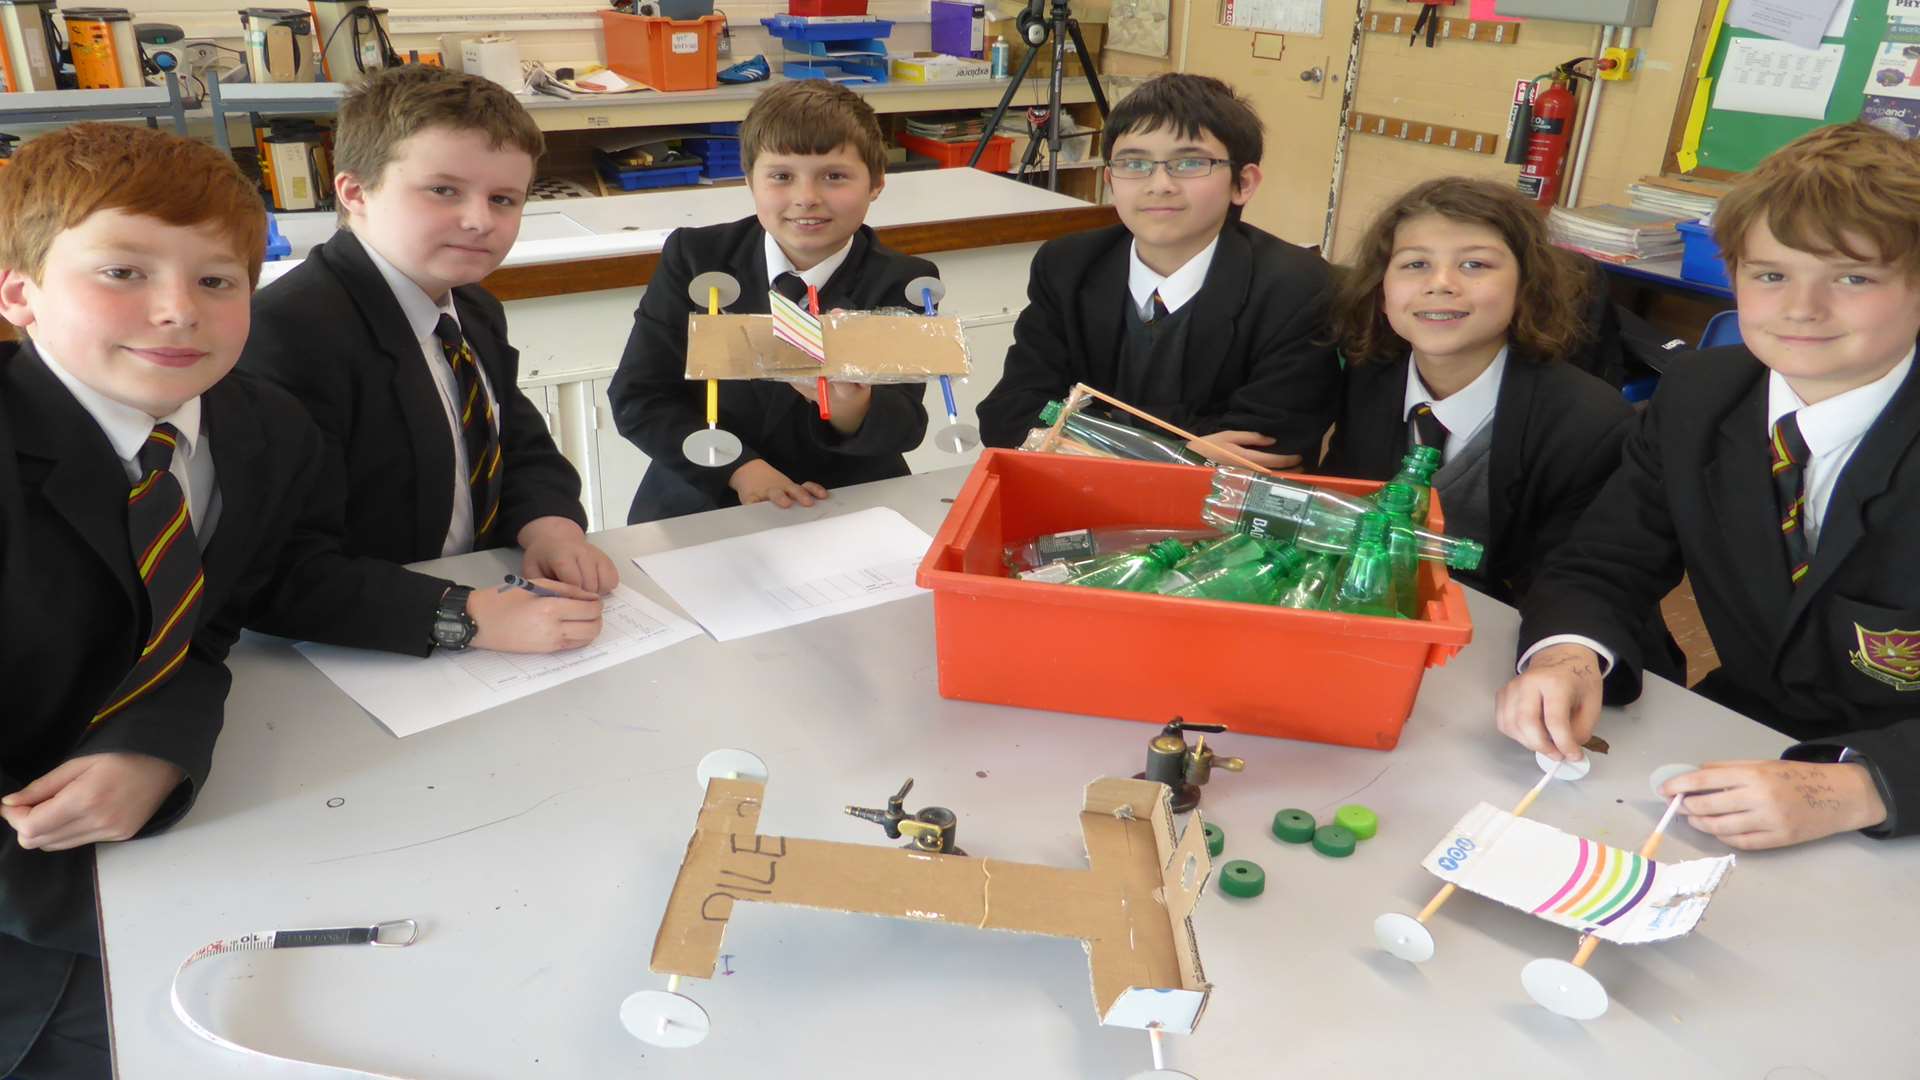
top-left (96, 467), bottom-right (1917, 1079)
top-left (264, 168), bottom-right (1091, 285)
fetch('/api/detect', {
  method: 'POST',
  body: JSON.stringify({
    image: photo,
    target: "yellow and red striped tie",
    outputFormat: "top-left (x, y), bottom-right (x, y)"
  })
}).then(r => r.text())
top-left (93, 423), bottom-right (205, 725)
top-left (433, 314), bottom-right (503, 544)
top-left (1771, 412), bottom-right (1812, 587)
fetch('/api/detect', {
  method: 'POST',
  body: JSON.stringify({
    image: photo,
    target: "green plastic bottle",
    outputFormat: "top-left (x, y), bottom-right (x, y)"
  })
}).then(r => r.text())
top-left (1038, 400), bottom-right (1208, 466)
top-left (1381, 445), bottom-right (1442, 526)
top-left (1375, 483), bottom-right (1423, 619)
top-left (1058, 538), bottom-right (1191, 592)
top-left (1155, 536), bottom-right (1306, 604)
top-left (1004, 525), bottom-right (1220, 574)
top-left (1204, 468), bottom-right (1484, 571)
top-left (1324, 513), bottom-right (1401, 618)
top-left (1273, 551), bottom-right (1339, 610)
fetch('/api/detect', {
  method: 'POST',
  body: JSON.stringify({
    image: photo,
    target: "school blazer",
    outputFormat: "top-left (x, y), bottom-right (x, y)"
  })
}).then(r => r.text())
top-left (975, 220), bottom-right (1341, 457)
top-left (240, 229), bottom-right (587, 563)
top-left (1318, 351), bottom-right (1634, 607)
top-left (0, 343), bottom-right (448, 1069)
top-left (608, 217), bottom-right (934, 523)
top-left (1520, 342), bottom-right (1920, 836)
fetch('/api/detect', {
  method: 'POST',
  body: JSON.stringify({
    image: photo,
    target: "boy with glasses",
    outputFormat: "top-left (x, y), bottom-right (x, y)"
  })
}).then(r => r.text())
top-left (977, 73), bottom-right (1339, 466)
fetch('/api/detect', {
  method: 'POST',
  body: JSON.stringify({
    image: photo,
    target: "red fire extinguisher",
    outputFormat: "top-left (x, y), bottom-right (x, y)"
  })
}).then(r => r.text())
top-left (1514, 60), bottom-right (1592, 208)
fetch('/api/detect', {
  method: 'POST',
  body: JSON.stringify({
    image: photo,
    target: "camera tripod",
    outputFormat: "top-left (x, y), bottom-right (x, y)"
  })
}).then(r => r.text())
top-left (968, 0), bottom-right (1111, 191)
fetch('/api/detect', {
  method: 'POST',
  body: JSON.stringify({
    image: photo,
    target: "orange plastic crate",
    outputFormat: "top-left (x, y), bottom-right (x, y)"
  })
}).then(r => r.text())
top-left (897, 132), bottom-right (1012, 172)
top-left (599, 11), bottom-right (724, 91)
top-left (914, 451), bottom-right (1475, 749)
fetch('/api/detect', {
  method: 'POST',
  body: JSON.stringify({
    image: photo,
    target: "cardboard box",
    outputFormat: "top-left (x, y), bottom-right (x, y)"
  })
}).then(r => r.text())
top-left (684, 311), bottom-right (970, 381)
top-left (890, 51), bottom-right (992, 83)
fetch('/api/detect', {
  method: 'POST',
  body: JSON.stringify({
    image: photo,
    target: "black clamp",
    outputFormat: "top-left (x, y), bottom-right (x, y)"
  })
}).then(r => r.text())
top-left (1134, 717), bottom-right (1244, 814)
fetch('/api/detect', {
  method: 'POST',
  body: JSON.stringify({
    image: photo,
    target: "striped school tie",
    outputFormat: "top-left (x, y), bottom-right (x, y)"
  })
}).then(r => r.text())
top-left (1143, 290), bottom-right (1169, 324)
top-left (1409, 402), bottom-right (1449, 464)
top-left (93, 423), bottom-right (205, 725)
top-left (433, 314), bottom-right (503, 544)
top-left (1771, 412), bottom-right (1813, 586)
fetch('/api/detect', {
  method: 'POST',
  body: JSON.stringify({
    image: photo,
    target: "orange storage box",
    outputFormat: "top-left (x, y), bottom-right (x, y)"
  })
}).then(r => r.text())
top-left (599, 11), bottom-right (724, 91)
top-left (897, 132), bottom-right (1012, 172)
top-left (915, 451), bottom-right (1475, 749)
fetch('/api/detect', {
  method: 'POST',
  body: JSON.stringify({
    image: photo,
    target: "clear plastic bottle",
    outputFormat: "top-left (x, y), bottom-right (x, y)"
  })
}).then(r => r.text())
top-left (1005, 526), bottom-right (1221, 574)
top-left (1153, 535), bottom-right (1301, 603)
top-left (1272, 551), bottom-right (1339, 610)
top-left (1203, 468), bottom-right (1483, 571)
top-left (1056, 538), bottom-right (1192, 592)
top-left (1325, 513), bottom-right (1401, 618)
top-left (1037, 400), bottom-right (1208, 466)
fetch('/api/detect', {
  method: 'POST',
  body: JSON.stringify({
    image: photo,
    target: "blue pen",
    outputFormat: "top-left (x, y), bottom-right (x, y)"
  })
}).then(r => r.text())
top-left (501, 573), bottom-right (563, 598)
top-left (923, 287), bottom-right (960, 423)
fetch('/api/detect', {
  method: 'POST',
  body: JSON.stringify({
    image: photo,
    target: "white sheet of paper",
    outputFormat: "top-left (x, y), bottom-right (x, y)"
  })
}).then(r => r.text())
top-left (294, 585), bottom-right (700, 737)
top-left (1422, 803), bottom-right (1736, 945)
top-left (1825, 0), bottom-right (1857, 36)
top-left (1864, 39), bottom-right (1920, 101)
top-left (1728, 0), bottom-right (1846, 49)
top-left (633, 507), bottom-right (932, 642)
top-left (1712, 37), bottom-right (1847, 118)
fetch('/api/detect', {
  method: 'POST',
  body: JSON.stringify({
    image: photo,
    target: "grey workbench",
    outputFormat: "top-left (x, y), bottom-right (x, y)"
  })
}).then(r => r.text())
top-left (95, 467), bottom-right (1913, 1078)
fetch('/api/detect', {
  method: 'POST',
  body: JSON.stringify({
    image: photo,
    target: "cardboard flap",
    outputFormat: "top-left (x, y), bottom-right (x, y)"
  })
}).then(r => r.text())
top-left (685, 312), bottom-right (970, 381)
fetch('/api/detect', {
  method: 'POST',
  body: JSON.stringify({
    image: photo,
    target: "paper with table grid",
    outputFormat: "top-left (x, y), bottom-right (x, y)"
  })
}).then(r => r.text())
top-left (293, 585), bottom-right (700, 737)
top-left (633, 507), bottom-right (933, 642)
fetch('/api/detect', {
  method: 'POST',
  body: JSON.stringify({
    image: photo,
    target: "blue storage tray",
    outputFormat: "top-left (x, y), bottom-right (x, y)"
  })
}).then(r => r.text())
top-left (594, 154), bottom-right (705, 191)
top-left (1676, 219), bottom-right (1729, 289)
top-left (760, 14), bottom-right (893, 40)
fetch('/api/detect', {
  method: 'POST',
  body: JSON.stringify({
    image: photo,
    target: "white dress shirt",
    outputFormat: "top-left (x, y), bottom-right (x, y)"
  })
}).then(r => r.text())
top-left (765, 233), bottom-right (854, 294)
top-left (1403, 346), bottom-right (1509, 462)
top-left (40, 346), bottom-right (219, 548)
top-left (1127, 236), bottom-right (1218, 321)
top-left (1522, 348), bottom-right (1917, 675)
top-left (360, 240), bottom-right (500, 558)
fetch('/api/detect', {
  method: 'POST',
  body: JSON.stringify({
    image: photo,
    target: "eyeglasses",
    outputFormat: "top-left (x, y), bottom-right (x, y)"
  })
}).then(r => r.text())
top-left (1104, 157), bottom-right (1233, 180)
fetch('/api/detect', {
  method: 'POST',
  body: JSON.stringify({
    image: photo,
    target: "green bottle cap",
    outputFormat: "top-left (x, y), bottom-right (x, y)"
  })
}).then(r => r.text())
top-left (1218, 859), bottom-right (1266, 898)
top-left (1334, 804), bottom-right (1379, 840)
top-left (1038, 400), bottom-right (1064, 425)
top-left (1203, 821), bottom-right (1225, 857)
top-left (1147, 538), bottom-right (1191, 567)
top-left (1313, 824), bottom-right (1358, 858)
top-left (1377, 483), bottom-right (1415, 516)
top-left (1271, 808), bottom-right (1316, 844)
top-left (1446, 538), bottom-right (1485, 572)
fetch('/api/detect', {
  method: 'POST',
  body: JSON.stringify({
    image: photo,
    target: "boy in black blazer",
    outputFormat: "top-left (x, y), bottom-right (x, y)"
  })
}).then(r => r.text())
top-left (0, 125), bottom-right (570, 1078)
top-left (976, 74), bottom-right (1339, 467)
top-left (1319, 178), bottom-right (1638, 609)
top-left (609, 80), bottom-right (935, 523)
top-left (241, 65), bottom-right (619, 605)
top-left (1499, 123), bottom-right (1920, 849)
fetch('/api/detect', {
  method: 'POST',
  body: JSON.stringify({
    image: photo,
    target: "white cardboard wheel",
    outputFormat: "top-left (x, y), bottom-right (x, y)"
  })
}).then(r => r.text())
top-left (1373, 912), bottom-right (1436, 963)
top-left (904, 275), bottom-right (946, 308)
top-left (1521, 958), bottom-right (1610, 1020)
top-left (687, 270), bottom-right (742, 309)
top-left (619, 990), bottom-right (711, 1047)
top-left (696, 748), bottom-right (769, 790)
top-left (1649, 762), bottom-right (1700, 797)
top-left (1535, 752), bottom-right (1591, 781)
top-left (681, 427), bottom-right (744, 468)
top-left (936, 422), bottom-right (982, 454)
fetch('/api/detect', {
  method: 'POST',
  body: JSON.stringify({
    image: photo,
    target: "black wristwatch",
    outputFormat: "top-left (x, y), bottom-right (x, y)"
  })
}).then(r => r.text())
top-left (431, 586), bottom-right (478, 651)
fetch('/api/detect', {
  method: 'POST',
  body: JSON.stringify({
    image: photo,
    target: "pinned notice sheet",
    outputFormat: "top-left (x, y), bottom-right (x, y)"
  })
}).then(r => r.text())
top-left (634, 507), bottom-right (933, 642)
top-left (296, 585), bottom-right (700, 737)
top-left (1712, 36), bottom-right (1846, 119)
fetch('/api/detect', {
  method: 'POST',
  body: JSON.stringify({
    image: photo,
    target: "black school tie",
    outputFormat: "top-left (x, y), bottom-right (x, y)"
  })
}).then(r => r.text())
top-left (433, 314), bottom-right (502, 544)
top-left (772, 271), bottom-right (809, 305)
top-left (1771, 412), bottom-right (1813, 587)
top-left (94, 423), bottom-right (205, 725)
top-left (1409, 402), bottom-right (1449, 463)
top-left (1143, 290), bottom-right (1169, 324)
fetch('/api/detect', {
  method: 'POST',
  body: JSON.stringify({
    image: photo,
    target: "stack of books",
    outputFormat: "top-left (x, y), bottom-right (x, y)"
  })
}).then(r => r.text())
top-left (1626, 174), bottom-right (1728, 223)
top-left (1548, 204), bottom-right (1687, 264)
top-left (903, 113), bottom-right (989, 141)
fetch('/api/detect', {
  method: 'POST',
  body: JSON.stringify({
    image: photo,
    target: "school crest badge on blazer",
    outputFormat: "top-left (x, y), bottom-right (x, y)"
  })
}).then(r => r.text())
top-left (1851, 625), bottom-right (1920, 692)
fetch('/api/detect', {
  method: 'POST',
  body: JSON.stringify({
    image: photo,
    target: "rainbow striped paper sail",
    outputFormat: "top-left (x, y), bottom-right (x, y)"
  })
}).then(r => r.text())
top-left (769, 289), bottom-right (827, 365)
top-left (1423, 802), bottom-right (1735, 945)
